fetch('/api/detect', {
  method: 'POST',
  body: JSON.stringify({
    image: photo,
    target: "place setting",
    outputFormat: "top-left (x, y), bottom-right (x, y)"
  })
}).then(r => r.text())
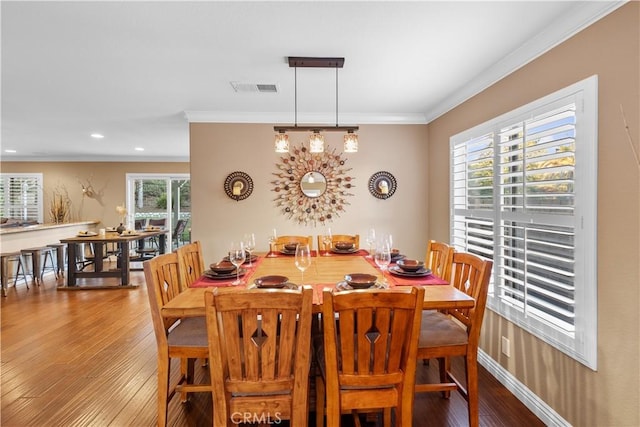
top-left (388, 259), bottom-right (432, 277)
top-left (248, 275), bottom-right (298, 290)
top-left (335, 273), bottom-right (387, 291)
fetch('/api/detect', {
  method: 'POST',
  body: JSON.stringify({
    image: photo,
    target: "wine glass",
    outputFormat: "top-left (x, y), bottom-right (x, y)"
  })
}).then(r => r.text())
top-left (374, 242), bottom-right (391, 286)
top-left (243, 233), bottom-right (256, 266)
top-left (267, 228), bottom-right (278, 257)
top-left (228, 241), bottom-right (246, 285)
top-left (365, 228), bottom-right (376, 258)
top-left (294, 243), bottom-right (312, 284)
top-left (322, 227), bottom-right (333, 256)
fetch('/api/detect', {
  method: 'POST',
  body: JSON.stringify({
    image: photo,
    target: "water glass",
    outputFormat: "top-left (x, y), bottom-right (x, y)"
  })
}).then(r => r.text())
top-left (294, 243), bottom-right (312, 284)
top-left (228, 241), bottom-right (246, 285)
top-left (244, 233), bottom-right (256, 266)
top-left (322, 227), bottom-right (333, 256)
top-left (374, 242), bottom-right (391, 285)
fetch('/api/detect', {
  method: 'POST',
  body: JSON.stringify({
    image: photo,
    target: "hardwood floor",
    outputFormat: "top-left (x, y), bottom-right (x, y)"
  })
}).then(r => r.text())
top-left (1, 270), bottom-right (544, 426)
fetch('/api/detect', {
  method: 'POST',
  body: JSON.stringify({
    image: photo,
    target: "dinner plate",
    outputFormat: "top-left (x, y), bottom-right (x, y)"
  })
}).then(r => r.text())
top-left (223, 254), bottom-right (258, 264)
top-left (279, 249), bottom-right (296, 256)
top-left (331, 247), bottom-right (359, 254)
top-left (388, 266), bottom-right (432, 277)
top-left (76, 231), bottom-right (98, 237)
top-left (119, 232), bottom-right (140, 237)
top-left (335, 281), bottom-right (386, 291)
top-left (203, 268), bottom-right (247, 280)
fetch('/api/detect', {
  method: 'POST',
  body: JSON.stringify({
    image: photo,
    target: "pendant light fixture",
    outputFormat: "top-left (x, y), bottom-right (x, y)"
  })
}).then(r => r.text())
top-left (274, 57), bottom-right (359, 153)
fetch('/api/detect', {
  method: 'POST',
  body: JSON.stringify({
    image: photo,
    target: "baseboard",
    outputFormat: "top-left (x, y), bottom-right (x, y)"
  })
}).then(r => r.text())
top-left (478, 350), bottom-right (571, 427)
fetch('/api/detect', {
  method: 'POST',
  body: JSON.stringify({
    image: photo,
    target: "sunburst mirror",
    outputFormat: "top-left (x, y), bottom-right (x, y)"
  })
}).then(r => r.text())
top-left (271, 144), bottom-right (355, 225)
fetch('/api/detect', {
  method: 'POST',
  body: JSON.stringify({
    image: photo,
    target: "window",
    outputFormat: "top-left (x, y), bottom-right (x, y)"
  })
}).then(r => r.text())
top-left (450, 76), bottom-right (598, 369)
top-left (0, 173), bottom-right (44, 223)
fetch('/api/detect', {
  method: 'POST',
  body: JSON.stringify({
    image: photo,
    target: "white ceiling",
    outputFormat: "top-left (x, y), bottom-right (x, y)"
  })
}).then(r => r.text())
top-left (1, 1), bottom-right (623, 162)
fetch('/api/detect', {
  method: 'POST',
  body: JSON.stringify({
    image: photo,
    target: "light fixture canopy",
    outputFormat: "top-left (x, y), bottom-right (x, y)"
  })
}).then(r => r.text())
top-left (274, 56), bottom-right (359, 153)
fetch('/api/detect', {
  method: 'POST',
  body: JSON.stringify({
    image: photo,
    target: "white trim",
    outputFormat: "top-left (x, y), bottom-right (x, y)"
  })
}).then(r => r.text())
top-left (478, 350), bottom-right (571, 427)
top-left (183, 110), bottom-right (428, 125)
top-left (424, 1), bottom-right (624, 123)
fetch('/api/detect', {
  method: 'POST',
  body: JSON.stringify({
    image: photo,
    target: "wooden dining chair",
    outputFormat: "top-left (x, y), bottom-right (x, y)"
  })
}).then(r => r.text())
top-left (414, 252), bottom-right (493, 427)
top-left (270, 235), bottom-right (313, 253)
top-left (204, 286), bottom-right (314, 427)
top-left (425, 239), bottom-right (454, 282)
top-left (143, 252), bottom-right (210, 427)
top-left (316, 234), bottom-right (360, 253)
top-left (176, 240), bottom-right (205, 289)
top-left (316, 286), bottom-right (425, 427)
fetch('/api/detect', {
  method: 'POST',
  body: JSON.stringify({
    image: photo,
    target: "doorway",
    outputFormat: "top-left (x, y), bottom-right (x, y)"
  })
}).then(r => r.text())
top-left (126, 174), bottom-right (190, 251)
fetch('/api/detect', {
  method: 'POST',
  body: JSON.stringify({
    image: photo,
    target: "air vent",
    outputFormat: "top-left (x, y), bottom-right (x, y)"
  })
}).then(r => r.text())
top-left (230, 82), bottom-right (278, 93)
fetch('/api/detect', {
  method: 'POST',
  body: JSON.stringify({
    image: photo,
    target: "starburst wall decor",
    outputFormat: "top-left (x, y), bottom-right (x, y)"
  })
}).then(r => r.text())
top-left (271, 143), bottom-right (355, 226)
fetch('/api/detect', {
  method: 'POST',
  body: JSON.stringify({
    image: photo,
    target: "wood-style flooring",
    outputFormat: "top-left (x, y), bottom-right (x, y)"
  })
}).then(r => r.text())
top-left (1, 269), bottom-right (544, 426)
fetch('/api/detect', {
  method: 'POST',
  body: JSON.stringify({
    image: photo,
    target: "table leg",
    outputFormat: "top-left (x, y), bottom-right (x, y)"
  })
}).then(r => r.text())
top-left (66, 243), bottom-right (77, 287)
top-left (120, 242), bottom-right (130, 286)
top-left (94, 243), bottom-right (105, 272)
top-left (159, 233), bottom-right (167, 254)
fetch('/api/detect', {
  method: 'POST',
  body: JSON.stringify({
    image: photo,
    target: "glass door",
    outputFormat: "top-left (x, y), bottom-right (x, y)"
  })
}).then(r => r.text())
top-left (126, 173), bottom-right (190, 251)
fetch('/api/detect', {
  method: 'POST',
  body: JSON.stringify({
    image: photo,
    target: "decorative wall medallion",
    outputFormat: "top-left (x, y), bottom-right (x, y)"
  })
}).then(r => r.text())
top-left (272, 143), bottom-right (355, 225)
top-left (368, 171), bottom-right (397, 200)
top-left (224, 171), bottom-right (254, 201)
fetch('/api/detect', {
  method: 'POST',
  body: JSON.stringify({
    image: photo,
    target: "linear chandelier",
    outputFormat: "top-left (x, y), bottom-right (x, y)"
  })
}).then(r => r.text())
top-left (274, 56), bottom-right (359, 153)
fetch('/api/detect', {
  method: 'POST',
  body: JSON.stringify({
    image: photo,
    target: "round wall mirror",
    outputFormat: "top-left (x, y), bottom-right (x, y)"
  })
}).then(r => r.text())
top-left (300, 172), bottom-right (327, 198)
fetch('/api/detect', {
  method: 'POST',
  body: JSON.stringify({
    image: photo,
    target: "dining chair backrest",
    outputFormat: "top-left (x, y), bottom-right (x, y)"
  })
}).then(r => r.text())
top-left (175, 240), bottom-right (204, 289)
top-left (271, 235), bottom-right (313, 253)
top-left (316, 234), bottom-right (360, 252)
top-left (143, 252), bottom-right (210, 426)
top-left (448, 252), bottom-right (492, 332)
top-left (172, 219), bottom-right (188, 248)
top-left (204, 286), bottom-right (313, 427)
top-left (148, 218), bottom-right (167, 228)
top-left (414, 251), bottom-right (493, 427)
top-left (425, 240), bottom-right (454, 282)
top-left (317, 286), bottom-right (424, 427)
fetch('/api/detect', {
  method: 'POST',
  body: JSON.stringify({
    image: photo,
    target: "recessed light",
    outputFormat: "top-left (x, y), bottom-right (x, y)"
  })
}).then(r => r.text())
top-left (91, 133), bottom-right (104, 139)
top-left (5, 149), bottom-right (17, 153)
top-left (134, 147), bottom-right (144, 151)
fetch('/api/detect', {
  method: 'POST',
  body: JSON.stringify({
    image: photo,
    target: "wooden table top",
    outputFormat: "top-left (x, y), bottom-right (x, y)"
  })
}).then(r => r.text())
top-left (60, 229), bottom-right (167, 243)
top-left (161, 254), bottom-right (474, 318)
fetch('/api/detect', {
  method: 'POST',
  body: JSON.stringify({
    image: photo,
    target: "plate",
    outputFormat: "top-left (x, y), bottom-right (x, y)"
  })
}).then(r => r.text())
top-left (76, 231), bottom-right (98, 237)
top-left (279, 249), bottom-right (296, 256)
top-left (331, 247), bottom-right (358, 254)
top-left (336, 281), bottom-right (386, 291)
top-left (390, 253), bottom-right (406, 263)
top-left (223, 254), bottom-right (258, 264)
top-left (388, 265), bottom-right (432, 277)
top-left (203, 268), bottom-right (247, 280)
top-left (254, 275), bottom-right (289, 288)
top-left (119, 232), bottom-right (139, 237)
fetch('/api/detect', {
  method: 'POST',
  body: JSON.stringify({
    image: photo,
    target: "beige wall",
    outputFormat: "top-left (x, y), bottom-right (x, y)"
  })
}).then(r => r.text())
top-left (0, 162), bottom-right (189, 228)
top-left (189, 123), bottom-right (430, 262)
top-left (427, 3), bottom-right (639, 426)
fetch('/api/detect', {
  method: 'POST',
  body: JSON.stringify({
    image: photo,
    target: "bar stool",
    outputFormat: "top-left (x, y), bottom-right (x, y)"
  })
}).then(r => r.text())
top-left (20, 247), bottom-right (56, 286)
top-left (1, 251), bottom-right (29, 296)
top-left (47, 243), bottom-right (66, 278)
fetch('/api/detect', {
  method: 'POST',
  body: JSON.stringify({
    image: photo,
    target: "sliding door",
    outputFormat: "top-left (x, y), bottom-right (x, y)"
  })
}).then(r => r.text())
top-left (126, 173), bottom-right (190, 250)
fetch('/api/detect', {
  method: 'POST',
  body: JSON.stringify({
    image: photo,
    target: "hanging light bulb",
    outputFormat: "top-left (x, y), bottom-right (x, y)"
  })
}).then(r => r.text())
top-left (309, 132), bottom-right (324, 153)
top-left (344, 131), bottom-right (358, 153)
top-left (274, 132), bottom-right (289, 153)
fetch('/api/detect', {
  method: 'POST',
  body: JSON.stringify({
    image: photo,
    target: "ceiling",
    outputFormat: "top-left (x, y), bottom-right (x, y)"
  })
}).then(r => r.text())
top-left (1, 1), bottom-right (623, 162)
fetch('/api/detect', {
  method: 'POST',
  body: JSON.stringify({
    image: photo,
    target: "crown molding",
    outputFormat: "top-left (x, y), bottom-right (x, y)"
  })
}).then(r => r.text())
top-left (184, 111), bottom-right (428, 125)
top-left (423, 0), bottom-right (627, 123)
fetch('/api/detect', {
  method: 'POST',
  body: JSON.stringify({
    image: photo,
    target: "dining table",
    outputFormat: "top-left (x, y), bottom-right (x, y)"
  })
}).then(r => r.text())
top-left (161, 249), bottom-right (474, 318)
top-left (60, 229), bottom-right (168, 288)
